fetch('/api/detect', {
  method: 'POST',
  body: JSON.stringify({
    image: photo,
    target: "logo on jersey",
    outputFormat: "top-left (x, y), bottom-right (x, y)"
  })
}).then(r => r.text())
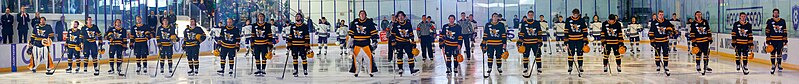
top-left (398, 29), bottom-right (410, 37)
top-left (36, 30), bottom-right (45, 37)
top-left (224, 32), bottom-right (234, 41)
top-left (357, 26), bottom-right (366, 34)
top-left (160, 29), bottom-right (170, 39)
top-left (526, 28), bottom-right (537, 36)
top-left (111, 29), bottom-right (122, 38)
top-left (446, 30), bottom-right (455, 39)
top-left (87, 31), bottom-right (96, 38)
top-left (293, 30), bottom-right (304, 38)
top-left (186, 32), bottom-right (196, 40)
top-left (136, 30), bottom-right (145, 38)
top-left (256, 29), bottom-right (266, 38)
top-left (570, 24), bottom-right (581, 32)
top-left (69, 30), bottom-right (78, 41)
top-left (489, 28), bottom-right (499, 37)
top-left (698, 27), bottom-right (708, 34)
top-left (738, 28), bottom-right (748, 36)
top-left (606, 27), bottom-right (617, 37)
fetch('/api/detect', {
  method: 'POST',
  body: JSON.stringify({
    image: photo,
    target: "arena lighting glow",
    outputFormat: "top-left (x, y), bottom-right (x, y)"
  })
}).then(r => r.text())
top-left (474, 0), bottom-right (534, 8)
top-left (475, 3), bottom-right (521, 8)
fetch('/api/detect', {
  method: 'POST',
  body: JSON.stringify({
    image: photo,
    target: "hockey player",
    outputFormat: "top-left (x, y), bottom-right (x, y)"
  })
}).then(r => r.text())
top-left (250, 13), bottom-right (273, 77)
top-left (731, 12), bottom-right (753, 75)
top-left (553, 16), bottom-right (566, 53)
top-left (317, 17), bottom-right (331, 56)
top-left (482, 13), bottom-right (507, 78)
top-left (81, 17), bottom-right (103, 76)
top-left (690, 11), bottom-right (713, 75)
top-left (417, 15), bottom-right (435, 61)
top-left (627, 17), bottom-right (642, 54)
top-left (590, 15), bottom-right (602, 53)
top-left (288, 13), bottom-right (312, 77)
top-left (442, 15), bottom-right (462, 75)
top-left (242, 19), bottom-right (252, 50)
top-left (686, 18), bottom-right (694, 56)
top-left (65, 21), bottom-right (83, 73)
top-left (538, 15), bottom-right (551, 55)
top-left (564, 9), bottom-right (589, 74)
top-left (337, 20), bottom-right (349, 57)
top-left (649, 10), bottom-right (676, 76)
top-left (131, 16), bottom-right (152, 74)
top-left (766, 9), bottom-right (787, 74)
top-left (392, 11), bottom-right (420, 76)
top-left (216, 18), bottom-right (241, 76)
top-left (29, 17), bottom-right (55, 75)
top-left (601, 14), bottom-right (625, 73)
top-left (386, 14), bottom-right (396, 62)
top-left (105, 19), bottom-right (128, 75)
top-left (184, 18), bottom-right (206, 76)
top-left (518, 11), bottom-right (544, 77)
top-left (459, 12), bottom-right (475, 60)
top-left (669, 13), bottom-right (682, 52)
top-left (156, 17), bottom-right (178, 74)
top-left (349, 10), bottom-right (379, 77)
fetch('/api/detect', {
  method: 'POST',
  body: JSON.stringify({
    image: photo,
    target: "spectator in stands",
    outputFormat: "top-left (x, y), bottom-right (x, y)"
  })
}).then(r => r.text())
top-left (54, 16), bottom-right (66, 41)
top-left (17, 7), bottom-right (31, 43)
top-left (169, 11), bottom-right (177, 25)
top-left (307, 17), bottom-right (315, 32)
top-left (148, 11), bottom-right (159, 30)
top-left (2, 7), bottom-right (13, 44)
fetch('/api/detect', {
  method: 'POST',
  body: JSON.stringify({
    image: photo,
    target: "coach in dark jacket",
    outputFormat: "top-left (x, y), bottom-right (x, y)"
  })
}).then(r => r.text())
top-left (54, 16), bottom-right (66, 41)
top-left (1, 8), bottom-right (14, 44)
top-left (148, 11), bottom-right (159, 30)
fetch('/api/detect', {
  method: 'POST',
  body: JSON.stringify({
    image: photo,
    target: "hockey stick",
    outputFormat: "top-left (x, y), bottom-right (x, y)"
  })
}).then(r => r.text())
top-left (150, 46), bottom-right (161, 78)
top-left (575, 57), bottom-right (582, 77)
top-left (233, 49), bottom-right (240, 78)
top-left (166, 53), bottom-right (185, 78)
top-left (393, 47), bottom-right (398, 78)
top-left (455, 46), bottom-right (463, 77)
top-left (522, 47), bottom-right (533, 78)
top-left (47, 45), bottom-right (67, 75)
top-left (278, 47), bottom-right (291, 80)
top-left (122, 43), bottom-right (133, 77)
top-left (482, 48), bottom-right (489, 78)
top-left (56, 46), bottom-right (68, 74)
top-left (240, 40), bottom-right (252, 75)
top-left (168, 39), bottom-right (186, 78)
top-left (245, 47), bottom-right (254, 75)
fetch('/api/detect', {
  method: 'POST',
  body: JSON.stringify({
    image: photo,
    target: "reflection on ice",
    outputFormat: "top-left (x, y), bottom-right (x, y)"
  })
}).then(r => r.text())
top-left (0, 44), bottom-right (794, 84)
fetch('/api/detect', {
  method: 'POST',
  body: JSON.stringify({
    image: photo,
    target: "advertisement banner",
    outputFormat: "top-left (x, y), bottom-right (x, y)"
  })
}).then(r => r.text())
top-left (707, 34), bottom-right (796, 65)
top-left (12, 43), bottom-right (68, 72)
top-left (4, 39), bottom-right (210, 72)
top-left (380, 31), bottom-right (387, 42)
top-left (725, 6), bottom-right (765, 33)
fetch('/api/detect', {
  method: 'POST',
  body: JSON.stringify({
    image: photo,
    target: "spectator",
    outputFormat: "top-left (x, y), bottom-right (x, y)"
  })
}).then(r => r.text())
top-left (381, 17), bottom-right (389, 30)
top-left (17, 7), bottom-right (31, 43)
top-left (2, 8), bottom-right (14, 44)
top-left (306, 17), bottom-right (315, 32)
top-left (169, 11), bottom-right (177, 25)
top-left (54, 16), bottom-right (66, 41)
top-left (513, 15), bottom-right (519, 29)
top-left (148, 11), bottom-right (159, 31)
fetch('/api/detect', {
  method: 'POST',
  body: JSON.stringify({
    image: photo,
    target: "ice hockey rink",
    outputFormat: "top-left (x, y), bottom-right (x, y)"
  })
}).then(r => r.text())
top-left (0, 42), bottom-right (796, 84)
